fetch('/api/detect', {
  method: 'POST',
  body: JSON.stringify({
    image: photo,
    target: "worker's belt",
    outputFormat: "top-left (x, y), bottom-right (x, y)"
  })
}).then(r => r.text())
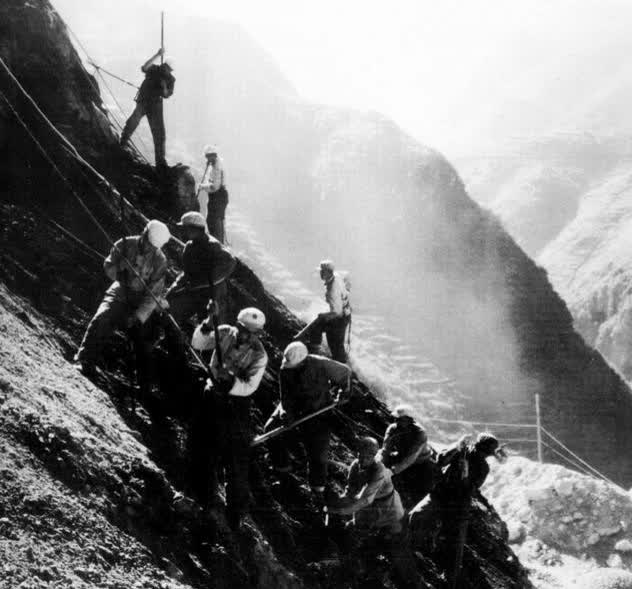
top-left (374, 488), bottom-right (395, 503)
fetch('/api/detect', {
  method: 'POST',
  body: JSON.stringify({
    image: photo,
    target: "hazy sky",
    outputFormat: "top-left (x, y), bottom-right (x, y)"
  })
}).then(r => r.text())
top-left (55, 0), bottom-right (632, 155)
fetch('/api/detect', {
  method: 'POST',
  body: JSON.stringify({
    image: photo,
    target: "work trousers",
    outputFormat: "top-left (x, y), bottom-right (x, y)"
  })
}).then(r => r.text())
top-left (76, 289), bottom-right (153, 391)
top-left (264, 407), bottom-right (331, 489)
top-left (189, 385), bottom-right (252, 517)
top-left (121, 99), bottom-right (166, 167)
top-left (304, 315), bottom-right (350, 363)
top-left (206, 186), bottom-right (229, 243)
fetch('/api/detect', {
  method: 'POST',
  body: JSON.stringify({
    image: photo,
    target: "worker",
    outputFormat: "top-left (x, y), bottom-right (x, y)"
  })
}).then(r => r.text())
top-left (409, 432), bottom-right (504, 555)
top-left (264, 341), bottom-right (351, 497)
top-left (296, 260), bottom-right (351, 363)
top-left (74, 220), bottom-right (170, 380)
top-left (378, 404), bottom-right (436, 507)
top-left (120, 48), bottom-right (175, 170)
top-left (198, 145), bottom-right (228, 243)
top-left (328, 437), bottom-right (420, 589)
top-left (166, 211), bottom-right (235, 328)
top-left (189, 307), bottom-right (268, 529)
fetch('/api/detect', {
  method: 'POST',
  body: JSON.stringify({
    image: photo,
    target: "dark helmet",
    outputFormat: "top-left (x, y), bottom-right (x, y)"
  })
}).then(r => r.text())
top-left (474, 432), bottom-right (499, 456)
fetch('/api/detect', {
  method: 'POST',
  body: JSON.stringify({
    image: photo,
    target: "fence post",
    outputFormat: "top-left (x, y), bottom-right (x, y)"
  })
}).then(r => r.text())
top-left (535, 393), bottom-right (543, 463)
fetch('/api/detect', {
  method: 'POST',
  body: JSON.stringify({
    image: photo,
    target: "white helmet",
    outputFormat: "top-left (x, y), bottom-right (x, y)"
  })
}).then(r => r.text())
top-left (392, 404), bottom-right (416, 419)
top-left (177, 211), bottom-right (206, 229)
top-left (145, 219), bottom-right (171, 248)
top-left (204, 144), bottom-right (218, 156)
top-left (281, 341), bottom-right (308, 369)
top-left (237, 307), bottom-right (266, 333)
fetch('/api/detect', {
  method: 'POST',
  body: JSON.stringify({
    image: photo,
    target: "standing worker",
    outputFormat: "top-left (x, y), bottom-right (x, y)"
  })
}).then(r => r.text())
top-left (74, 220), bottom-right (171, 381)
top-left (264, 341), bottom-right (351, 497)
top-left (198, 145), bottom-right (228, 243)
top-left (120, 48), bottom-right (175, 170)
top-left (296, 260), bottom-right (351, 363)
top-left (378, 404), bottom-right (436, 507)
top-left (189, 308), bottom-right (268, 529)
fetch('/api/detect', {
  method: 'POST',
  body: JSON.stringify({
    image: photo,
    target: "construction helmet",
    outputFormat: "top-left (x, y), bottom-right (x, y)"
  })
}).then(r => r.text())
top-left (237, 307), bottom-right (266, 333)
top-left (357, 436), bottom-right (379, 455)
top-left (391, 404), bottom-right (415, 419)
top-left (204, 144), bottom-right (218, 156)
top-left (145, 220), bottom-right (171, 248)
top-left (318, 259), bottom-right (335, 273)
top-left (475, 432), bottom-right (499, 456)
top-left (281, 341), bottom-right (308, 369)
top-left (176, 211), bottom-right (206, 229)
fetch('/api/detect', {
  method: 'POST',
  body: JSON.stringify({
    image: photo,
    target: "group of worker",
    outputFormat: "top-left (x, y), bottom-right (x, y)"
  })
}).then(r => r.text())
top-left (74, 47), bottom-right (505, 584)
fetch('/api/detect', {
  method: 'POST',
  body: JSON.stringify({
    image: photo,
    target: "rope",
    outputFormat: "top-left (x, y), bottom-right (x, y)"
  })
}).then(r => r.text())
top-left (46, 218), bottom-right (105, 261)
top-left (0, 72), bottom-right (208, 376)
top-left (425, 416), bottom-right (537, 429)
top-left (541, 440), bottom-right (595, 479)
top-left (542, 427), bottom-right (620, 488)
top-left (90, 63), bottom-right (138, 89)
top-left (60, 19), bottom-right (150, 163)
top-left (333, 407), bottom-right (384, 440)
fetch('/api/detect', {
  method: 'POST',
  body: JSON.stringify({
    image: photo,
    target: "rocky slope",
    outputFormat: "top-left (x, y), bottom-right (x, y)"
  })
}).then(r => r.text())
top-left (0, 1), bottom-right (537, 588)
top-left (49, 0), bottom-right (632, 485)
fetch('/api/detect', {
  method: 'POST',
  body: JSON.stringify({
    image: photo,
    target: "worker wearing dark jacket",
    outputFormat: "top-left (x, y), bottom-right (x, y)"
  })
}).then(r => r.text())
top-left (74, 220), bottom-right (171, 376)
top-left (378, 404), bottom-right (435, 507)
top-left (166, 211), bottom-right (235, 327)
top-left (264, 341), bottom-right (351, 494)
top-left (120, 48), bottom-right (175, 169)
top-left (189, 307), bottom-right (268, 529)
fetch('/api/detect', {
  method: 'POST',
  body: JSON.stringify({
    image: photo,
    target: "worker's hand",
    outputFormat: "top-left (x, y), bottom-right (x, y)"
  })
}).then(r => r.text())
top-left (206, 299), bottom-right (219, 318)
top-left (158, 47), bottom-right (165, 57)
top-left (157, 297), bottom-right (170, 311)
top-left (199, 319), bottom-right (213, 335)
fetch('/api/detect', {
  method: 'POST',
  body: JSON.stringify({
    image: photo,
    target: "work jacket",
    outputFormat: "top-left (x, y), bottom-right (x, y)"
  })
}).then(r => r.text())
top-left (192, 324), bottom-right (268, 398)
top-left (379, 418), bottom-right (433, 474)
top-left (433, 444), bottom-right (491, 504)
top-left (199, 160), bottom-right (225, 194)
top-left (136, 64), bottom-right (175, 104)
top-left (103, 235), bottom-right (167, 322)
top-left (169, 234), bottom-right (235, 292)
top-left (325, 272), bottom-right (351, 318)
top-left (334, 458), bottom-right (405, 530)
top-left (279, 354), bottom-right (351, 420)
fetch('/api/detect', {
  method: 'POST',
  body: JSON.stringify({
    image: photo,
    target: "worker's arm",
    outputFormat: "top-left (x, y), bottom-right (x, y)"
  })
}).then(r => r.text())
top-left (317, 357), bottom-right (351, 402)
top-left (210, 243), bottom-right (236, 285)
top-left (227, 350), bottom-right (268, 397)
top-left (141, 49), bottom-right (163, 73)
top-left (331, 462), bottom-right (386, 515)
top-left (376, 424), bottom-right (397, 466)
top-left (390, 428), bottom-right (429, 475)
top-left (103, 238), bottom-right (124, 282)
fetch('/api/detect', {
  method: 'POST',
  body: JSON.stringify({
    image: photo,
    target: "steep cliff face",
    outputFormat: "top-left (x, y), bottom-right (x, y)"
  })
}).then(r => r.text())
top-left (0, 1), bottom-right (533, 588)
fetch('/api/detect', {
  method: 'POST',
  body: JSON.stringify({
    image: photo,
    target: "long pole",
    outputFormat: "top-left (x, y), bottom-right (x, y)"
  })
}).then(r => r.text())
top-left (160, 12), bottom-right (164, 64)
top-left (535, 393), bottom-right (543, 463)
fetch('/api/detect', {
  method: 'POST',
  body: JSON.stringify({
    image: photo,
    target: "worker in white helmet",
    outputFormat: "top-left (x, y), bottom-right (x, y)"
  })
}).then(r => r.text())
top-left (263, 341), bottom-right (351, 497)
top-left (198, 145), bottom-right (228, 243)
top-left (189, 307), bottom-right (268, 529)
top-left (120, 48), bottom-right (175, 170)
top-left (74, 220), bottom-right (171, 383)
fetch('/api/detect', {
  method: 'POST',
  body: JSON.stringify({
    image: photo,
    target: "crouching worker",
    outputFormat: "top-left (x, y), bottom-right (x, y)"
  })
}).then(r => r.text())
top-left (189, 307), bottom-right (268, 529)
top-left (74, 220), bottom-right (171, 385)
top-left (378, 404), bottom-right (436, 508)
top-left (328, 437), bottom-right (420, 589)
top-left (264, 341), bottom-right (351, 498)
top-left (409, 433), bottom-right (504, 568)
